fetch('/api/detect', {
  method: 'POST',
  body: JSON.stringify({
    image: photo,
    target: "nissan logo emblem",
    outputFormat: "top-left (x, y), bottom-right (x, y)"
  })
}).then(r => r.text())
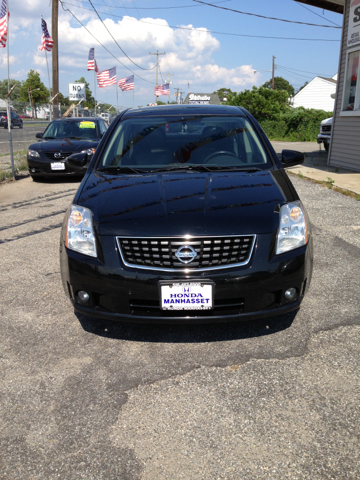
top-left (54, 152), bottom-right (62, 158)
top-left (175, 245), bottom-right (197, 264)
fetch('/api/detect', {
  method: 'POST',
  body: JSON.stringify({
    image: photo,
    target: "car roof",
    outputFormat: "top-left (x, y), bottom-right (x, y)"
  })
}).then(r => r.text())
top-left (121, 104), bottom-right (245, 118)
top-left (51, 117), bottom-right (99, 122)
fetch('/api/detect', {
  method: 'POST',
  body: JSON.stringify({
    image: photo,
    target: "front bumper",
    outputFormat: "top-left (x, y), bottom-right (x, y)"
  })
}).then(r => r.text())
top-left (27, 156), bottom-right (88, 177)
top-left (316, 134), bottom-right (331, 144)
top-left (60, 233), bottom-right (313, 324)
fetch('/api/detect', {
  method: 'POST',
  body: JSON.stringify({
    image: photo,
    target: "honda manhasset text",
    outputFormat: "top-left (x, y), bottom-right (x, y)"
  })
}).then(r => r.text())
top-left (163, 293), bottom-right (210, 305)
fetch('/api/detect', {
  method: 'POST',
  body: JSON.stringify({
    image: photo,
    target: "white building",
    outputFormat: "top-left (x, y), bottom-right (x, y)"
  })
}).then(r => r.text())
top-left (292, 74), bottom-right (338, 111)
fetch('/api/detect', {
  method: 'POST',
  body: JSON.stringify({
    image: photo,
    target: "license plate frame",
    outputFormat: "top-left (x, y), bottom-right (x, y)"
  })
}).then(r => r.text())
top-left (159, 280), bottom-right (214, 311)
top-left (51, 162), bottom-right (65, 170)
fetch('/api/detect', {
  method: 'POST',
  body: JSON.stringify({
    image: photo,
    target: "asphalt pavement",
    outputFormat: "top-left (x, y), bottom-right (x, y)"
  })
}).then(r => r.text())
top-left (0, 173), bottom-right (359, 479)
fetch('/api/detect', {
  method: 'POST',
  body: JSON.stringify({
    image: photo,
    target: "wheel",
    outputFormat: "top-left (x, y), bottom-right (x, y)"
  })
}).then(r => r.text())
top-left (10, 121), bottom-right (14, 129)
top-left (19, 123), bottom-right (23, 129)
top-left (204, 151), bottom-right (238, 163)
top-left (324, 142), bottom-right (329, 153)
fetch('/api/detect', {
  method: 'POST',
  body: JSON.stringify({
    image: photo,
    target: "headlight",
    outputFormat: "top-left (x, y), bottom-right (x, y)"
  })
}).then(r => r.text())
top-left (81, 148), bottom-right (96, 155)
top-left (28, 149), bottom-right (40, 158)
top-left (65, 205), bottom-right (97, 257)
top-left (276, 201), bottom-right (308, 255)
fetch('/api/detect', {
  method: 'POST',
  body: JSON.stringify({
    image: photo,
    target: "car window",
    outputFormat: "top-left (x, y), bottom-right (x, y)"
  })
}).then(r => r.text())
top-left (99, 120), bottom-right (107, 135)
top-left (98, 115), bottom-right (271, 170)
top-left (43, 120), bottom-right (100, 139)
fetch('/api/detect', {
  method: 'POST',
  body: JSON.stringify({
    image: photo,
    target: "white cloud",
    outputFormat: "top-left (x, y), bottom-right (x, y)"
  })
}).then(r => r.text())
top-left (5, 7), bottom-right (258, 105)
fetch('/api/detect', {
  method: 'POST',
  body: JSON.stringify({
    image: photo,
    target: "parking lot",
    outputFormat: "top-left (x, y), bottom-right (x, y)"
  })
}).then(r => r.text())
top-left (1, 173), bottom-right (360, 479)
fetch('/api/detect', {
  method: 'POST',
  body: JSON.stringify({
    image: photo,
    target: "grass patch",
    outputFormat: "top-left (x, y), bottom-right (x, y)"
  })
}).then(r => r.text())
top-left (288, 171), bottom-right (360, 201)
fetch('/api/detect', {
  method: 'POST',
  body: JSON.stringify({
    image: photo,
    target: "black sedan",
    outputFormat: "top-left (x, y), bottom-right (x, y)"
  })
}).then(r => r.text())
top-left (27, 117), bottom-right (108, 181)
top-left (0, 110), bottom-right (23, 129)
top-left (60, 104), bottom-right (313, 324)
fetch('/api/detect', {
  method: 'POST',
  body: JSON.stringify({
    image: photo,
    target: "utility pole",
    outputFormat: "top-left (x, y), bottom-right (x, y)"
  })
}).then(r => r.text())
top-left (174, 87), bottom-right (180, 104)
top-left (272, 56), bottom-right (276, 90)
top-left (165, 73), bottom-right (174, 104)
top-left (179, 91), bottom-right (184, 105)
top-left (52, 0), bottom-right (59, 118)
top-left (149, 50), bottom-right (165, 104)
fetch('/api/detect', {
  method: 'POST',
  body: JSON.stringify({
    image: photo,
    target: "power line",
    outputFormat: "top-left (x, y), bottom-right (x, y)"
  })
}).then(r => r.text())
top-left (294, 0), bottom-right (341, 27)
top-left (68, 0), bottom-right (231, 10)
top-left (193, 0), bottom-right (342, 29)
top-left (87, 0), bottom-right (155, 70)
top-left (277, 66), bottom-right (316, 80)
top-left (276, 64), bottom-right (334, 77)
top-left (59, 0), bottom-right (154, 83)
top-left (62, 2), bottom-right (341, 42)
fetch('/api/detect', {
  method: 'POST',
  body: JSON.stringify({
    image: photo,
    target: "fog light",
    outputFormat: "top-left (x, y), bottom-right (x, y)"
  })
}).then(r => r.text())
top-left (77, 290), bottom-right (90, 304)
top-left (284, 288), bottom-right (297, 300)
top-left (30, 168), bottom-right (36, 173)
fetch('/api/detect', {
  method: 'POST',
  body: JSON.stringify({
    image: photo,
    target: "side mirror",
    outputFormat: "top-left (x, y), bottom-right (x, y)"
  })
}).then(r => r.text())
top-left (281, 150), bottom-right (305, 168)
top-left (36, 132), bottom-right (43, 138)
top-left (67, 152), bottom-right (88, 168)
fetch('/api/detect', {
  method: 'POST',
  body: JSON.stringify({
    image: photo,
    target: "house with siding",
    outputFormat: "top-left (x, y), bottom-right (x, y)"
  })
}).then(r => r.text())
top-left (298, 0), bottom-right (360, 172)
top-left (292, 74), bottom-right (337, 111)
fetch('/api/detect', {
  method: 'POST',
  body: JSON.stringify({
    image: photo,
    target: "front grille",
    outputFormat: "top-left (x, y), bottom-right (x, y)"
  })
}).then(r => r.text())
top-left (321, 125), bottom-right (331, 133)
top-left (129, 297), bottom-right (245, 317)
top-left (117, 235), bottom-right (256, 271)
top-left (44, 151), bottom-right (73, 160)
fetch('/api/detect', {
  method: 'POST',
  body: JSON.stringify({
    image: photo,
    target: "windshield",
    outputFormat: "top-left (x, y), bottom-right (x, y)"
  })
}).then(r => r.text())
top-left (98, 115), bottom-right (273, 171)
top-left (43, 120), bottom-right (99, 140)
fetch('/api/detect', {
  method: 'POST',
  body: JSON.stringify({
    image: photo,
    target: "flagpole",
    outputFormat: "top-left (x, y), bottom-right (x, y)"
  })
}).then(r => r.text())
top-left (94, 69), bottom-right (96, 117)
top-left (6, 0), bottom-right (15, 180)
top-left (45, 50), bottom-right (52, 122)
top-left (133, 87), bottom-right (134, 108)
top-left (116, 82), bottom-right (118, 112)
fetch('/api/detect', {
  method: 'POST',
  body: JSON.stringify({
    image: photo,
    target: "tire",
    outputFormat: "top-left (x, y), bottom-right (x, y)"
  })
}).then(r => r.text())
top-left (19, 123), bottom-right (23, 129)
top-left (31, 175), bottom-right (44, 182)
top-left (324, 142), bottom-right (329, 153)
top-left (10, 122), bottom-right (14, 129)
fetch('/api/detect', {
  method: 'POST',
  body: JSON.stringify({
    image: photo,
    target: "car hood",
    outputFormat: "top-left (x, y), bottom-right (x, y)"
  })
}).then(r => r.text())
top-left (77, 169), bottom-right (297, 236)
top-left (320, 117), bottom-right (333, 126)
top-left (29, 138), bottom-right (99, 153)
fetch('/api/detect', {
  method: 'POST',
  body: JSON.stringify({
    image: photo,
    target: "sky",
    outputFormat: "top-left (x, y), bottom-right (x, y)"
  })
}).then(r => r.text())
top-left (1, 0), bottom-right (343, 109)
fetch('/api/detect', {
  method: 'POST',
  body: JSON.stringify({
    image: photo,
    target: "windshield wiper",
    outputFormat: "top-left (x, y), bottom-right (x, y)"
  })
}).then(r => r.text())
top-left (150, 165), bottom-right (263, 173)
top-left (97, 166), bottom-right (147, 174)
top-left (150, 165), bottom-right (213, 173)
top-left (43, 136), bottom-right (57, 139)
top-left (205, 166), bottom-right (263, 172)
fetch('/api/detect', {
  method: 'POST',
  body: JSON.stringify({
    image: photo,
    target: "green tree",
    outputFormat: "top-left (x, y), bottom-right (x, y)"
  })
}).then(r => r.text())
top-left (0, 79), bottom-right (23, 100)
top-left (74, 77), bottom-right (94, 108)
top-left (57, 92), bottom-right (71, 106)
top-left (227, 86), bottom-right (289, 120)
top-left (262, 76), bottom-right (295, 97)
top-left (297, 81), bottom-right (309, 93)
top-left (214, 88), bottom-right (234, 101)
top-left (19, 70), bottom-right (49, 103)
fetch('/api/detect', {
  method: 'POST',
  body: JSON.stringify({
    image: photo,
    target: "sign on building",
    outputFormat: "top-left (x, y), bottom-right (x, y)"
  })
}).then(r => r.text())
top-left (347, 0), bottom-right (360, 48)
top-left (68, 83), bottom-right (86, 101)
top-left (188, 94), bottom-right (211, 105)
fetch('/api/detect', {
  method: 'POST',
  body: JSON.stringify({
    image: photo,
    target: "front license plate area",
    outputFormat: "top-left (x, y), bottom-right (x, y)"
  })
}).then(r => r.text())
top-left (51, 162), bottom-right (65, 170)
top-left (160, 281), bottom-right (214, 311)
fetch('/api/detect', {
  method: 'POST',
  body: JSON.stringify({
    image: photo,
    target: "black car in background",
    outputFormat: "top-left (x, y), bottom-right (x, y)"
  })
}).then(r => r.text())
top-left (60, 104), bottom-right (313, 324)
top-left (0, 111), bottom-right (23, 129)
top-left (27, 117), bottom-right (108, 181)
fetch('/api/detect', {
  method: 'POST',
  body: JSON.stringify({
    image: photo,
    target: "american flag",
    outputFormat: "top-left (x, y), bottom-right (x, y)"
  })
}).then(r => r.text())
top-left (118, 75), bottom-right (134, 91)
top-left (0, 0), bottom-right (9, 49)
top-left (39, 16), bottom-right (54, 52)
top-left (97, 67), bottom-right (117, 88)
top-left (155, 83), bottom-right (169, 96)
top-left (87, 48), bottom-right (99, 72)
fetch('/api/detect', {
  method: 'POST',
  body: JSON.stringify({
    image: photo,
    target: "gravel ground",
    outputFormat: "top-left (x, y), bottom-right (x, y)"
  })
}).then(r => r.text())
top-left (0, 175), bottom-right (359, 479)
